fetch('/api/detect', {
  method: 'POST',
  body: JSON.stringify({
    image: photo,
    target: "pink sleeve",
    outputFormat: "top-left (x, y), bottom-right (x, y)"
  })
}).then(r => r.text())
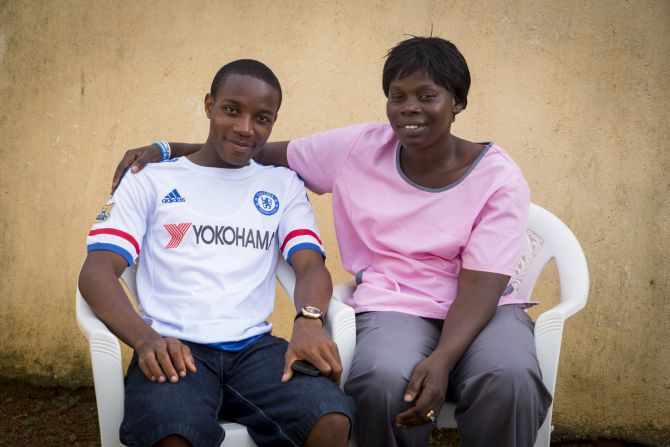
top-left (461, 176), bottom-right (530, 276)
top-left (287, 123), bottom-right (371, 194)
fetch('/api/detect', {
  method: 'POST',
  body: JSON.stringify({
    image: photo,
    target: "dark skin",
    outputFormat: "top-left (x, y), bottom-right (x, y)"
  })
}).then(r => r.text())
top-left (386, 70), bottom-right (511, 427)
top-left (79, 249), bottom-right (347, 447)
top-left (79, 250), bottom-right (197, 384)
top-left (109, 70), bottom-right (512, 429)
top-left (101, 74), bottom-right (344, 384)
top-left (87, 151), bottom-right (342, 384)
top-left (393, 269), bottom-right (508, 427)
top-left (90, 73), bottom-right (350, 447)
top-left (110, 141), bottom-right (287, 195)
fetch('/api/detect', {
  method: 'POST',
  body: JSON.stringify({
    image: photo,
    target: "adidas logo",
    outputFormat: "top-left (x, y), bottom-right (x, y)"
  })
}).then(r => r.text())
top-left (162, 189), bottom-right (186, 204)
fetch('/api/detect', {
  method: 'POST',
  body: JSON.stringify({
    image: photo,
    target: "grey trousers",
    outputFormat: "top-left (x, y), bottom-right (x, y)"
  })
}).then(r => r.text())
top-left (343, 305), bottom-right (552, 447)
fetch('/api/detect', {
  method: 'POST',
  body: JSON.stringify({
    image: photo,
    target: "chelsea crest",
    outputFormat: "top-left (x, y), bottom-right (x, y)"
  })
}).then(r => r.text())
top-left (253, 191), bottom-right (279, 216)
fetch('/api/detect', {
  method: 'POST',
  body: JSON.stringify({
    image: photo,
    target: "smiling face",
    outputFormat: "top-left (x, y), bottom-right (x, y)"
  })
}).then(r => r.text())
top-left (386, 70), bottom-right (463, 151)
top-left (200, 73), bottom-right (280, 168)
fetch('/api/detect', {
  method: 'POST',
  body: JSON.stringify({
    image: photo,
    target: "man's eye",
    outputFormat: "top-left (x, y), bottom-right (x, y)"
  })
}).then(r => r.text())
top-left (224, 106), bottom-right (238, 114)
top-left (257, 116), bottom-right (270, 124)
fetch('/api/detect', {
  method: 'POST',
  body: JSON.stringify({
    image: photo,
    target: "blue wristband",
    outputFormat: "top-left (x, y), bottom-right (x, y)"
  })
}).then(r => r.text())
top-left (154, 141), bottom-right (171, 161)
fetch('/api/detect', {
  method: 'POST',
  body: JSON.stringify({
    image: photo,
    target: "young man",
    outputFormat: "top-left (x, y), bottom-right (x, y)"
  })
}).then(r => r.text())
top-left (79, 59), bottom-right (353, 447)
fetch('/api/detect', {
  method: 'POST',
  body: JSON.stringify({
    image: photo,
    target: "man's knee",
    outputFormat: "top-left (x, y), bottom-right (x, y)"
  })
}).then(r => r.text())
top-left (153, 434), bottom-right (191, 447)
top-left (121, 386), bottom-right (223, 447)
top-left (304, 412), bottom-right (350, 447)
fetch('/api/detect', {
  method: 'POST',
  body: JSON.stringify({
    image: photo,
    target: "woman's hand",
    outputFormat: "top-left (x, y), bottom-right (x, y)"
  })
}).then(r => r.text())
top-left (110, 144), bottom-right (162, 194)
top-left (394, 352), bottom-right (450, 427)
top-left (394, 268), bottom-right (510, 427)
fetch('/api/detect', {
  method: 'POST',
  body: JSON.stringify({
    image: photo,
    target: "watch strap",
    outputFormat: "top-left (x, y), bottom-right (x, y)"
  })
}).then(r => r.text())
top-left (294, 308), bottom-right (324, 325)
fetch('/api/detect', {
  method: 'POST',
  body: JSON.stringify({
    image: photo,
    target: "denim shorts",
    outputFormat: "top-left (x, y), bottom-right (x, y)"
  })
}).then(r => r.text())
top-left (120, 334), bottom-right (355, 447)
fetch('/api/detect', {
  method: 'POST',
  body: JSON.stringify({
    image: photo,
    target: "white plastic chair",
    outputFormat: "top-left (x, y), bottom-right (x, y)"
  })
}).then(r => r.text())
top-left (76, 255), bottom-right (356, 447)
top-left (332, 203), bottom-right (589, 447)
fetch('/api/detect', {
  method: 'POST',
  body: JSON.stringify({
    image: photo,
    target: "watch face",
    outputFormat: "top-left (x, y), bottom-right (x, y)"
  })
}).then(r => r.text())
top-left (303, 306), bottom-right (322, 318)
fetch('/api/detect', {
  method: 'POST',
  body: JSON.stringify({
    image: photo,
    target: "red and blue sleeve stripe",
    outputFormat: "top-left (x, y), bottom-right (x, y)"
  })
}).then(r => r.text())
top-left (280, 229), bottom-right (326, 265)
top-left (87, 228), bottom-right (140, 266)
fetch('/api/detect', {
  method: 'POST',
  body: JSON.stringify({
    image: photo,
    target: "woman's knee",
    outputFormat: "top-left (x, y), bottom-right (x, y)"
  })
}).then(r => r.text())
top-left (351, 362), bottom-right (407, 393)
top-left (467, 362), bottom-right (548, 409)
top-left (346, 364), bottom-right (411, 419)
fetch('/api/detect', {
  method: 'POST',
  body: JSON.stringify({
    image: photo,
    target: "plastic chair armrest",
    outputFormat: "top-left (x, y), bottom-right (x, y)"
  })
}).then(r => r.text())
top-left (332, 280), bottom-right (356, 304)
top-left (76, 291), bottom-right (118, 342)
top-left (76, 292), bottom-right (126, 447)
top-left (324, 298), bottom-right (356, 385)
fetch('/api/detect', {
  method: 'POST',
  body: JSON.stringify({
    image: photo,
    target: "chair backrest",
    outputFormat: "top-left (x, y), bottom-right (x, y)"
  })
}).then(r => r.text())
top-left (437, 204), bottom-right (589, 445)
top-left (510, 204), bottom-right (589, 319)
top-left (119, 263), bottom-right (139, 301)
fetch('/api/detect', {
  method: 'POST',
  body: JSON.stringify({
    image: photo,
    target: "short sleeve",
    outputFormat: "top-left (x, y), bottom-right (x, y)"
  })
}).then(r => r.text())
top-left (461, 176), bottom-right (530, 276)
top-left (287, 123), bottom-right (371, 194)
top-left (277, 174), bottom-right (326, 265)
top-left (86, 172), bottom-right (152, 266)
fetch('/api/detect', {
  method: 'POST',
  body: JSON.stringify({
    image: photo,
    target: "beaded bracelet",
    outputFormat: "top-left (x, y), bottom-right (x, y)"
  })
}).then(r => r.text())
top-left (154, 141), bottom-right (171, 161)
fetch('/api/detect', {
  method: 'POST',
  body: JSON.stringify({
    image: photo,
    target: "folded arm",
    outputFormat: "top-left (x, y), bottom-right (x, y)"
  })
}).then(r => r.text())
top-left (78, 251), bottom-right (196, 383)
top-left (281, 249), bottom-right (342, 384)
top-left (395, 268), bottom-right (510, 427)
top-left (111, 141), bottom-right (291, 193)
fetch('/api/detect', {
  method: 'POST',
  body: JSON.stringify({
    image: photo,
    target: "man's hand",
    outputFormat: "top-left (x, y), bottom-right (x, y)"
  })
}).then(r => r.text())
top-left (282, 317), bottom-right (342, 384)
top-left (394, 353), bottom-right (449, 427)
top-left (79, 251), bottom-right (197, 384)
top-left (135, 335), bottom-right (197, 384)
top-left (110, 145), bottom-right (162, 194)
top-left (283, 247), bottom-right (339, 383)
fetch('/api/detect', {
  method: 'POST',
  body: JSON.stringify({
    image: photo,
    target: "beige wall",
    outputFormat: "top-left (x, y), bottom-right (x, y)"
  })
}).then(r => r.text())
top-left (1, 0), bottom-right (668, 443)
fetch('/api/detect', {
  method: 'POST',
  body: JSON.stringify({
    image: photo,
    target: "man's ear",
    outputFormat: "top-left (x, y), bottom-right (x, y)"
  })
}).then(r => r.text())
top-left (205, 93), bottom-right (213, 119)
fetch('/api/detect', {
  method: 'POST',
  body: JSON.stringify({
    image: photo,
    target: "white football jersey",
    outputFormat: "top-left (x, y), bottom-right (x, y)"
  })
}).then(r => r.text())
top-left (87, 157), bottom-right (325, 343)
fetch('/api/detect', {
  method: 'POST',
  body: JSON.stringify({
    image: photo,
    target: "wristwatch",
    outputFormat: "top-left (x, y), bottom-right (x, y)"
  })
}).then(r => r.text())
top-left (295, 306), bottom-right (324, 325)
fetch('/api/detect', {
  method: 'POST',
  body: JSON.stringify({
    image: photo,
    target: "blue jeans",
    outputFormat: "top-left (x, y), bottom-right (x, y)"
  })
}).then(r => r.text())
top-left (120, 334), bottom-right (355, 447)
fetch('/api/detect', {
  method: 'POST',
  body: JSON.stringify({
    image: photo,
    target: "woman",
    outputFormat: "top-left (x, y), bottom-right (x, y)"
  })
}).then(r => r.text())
top-left (112, 36), bottom-right (551, 447)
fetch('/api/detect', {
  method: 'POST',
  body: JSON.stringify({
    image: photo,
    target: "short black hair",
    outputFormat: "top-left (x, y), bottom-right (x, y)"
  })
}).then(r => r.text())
top-left (210, 59), bottom-right (282, 109)
top-left (382, 37), bottom-right (470, 110)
